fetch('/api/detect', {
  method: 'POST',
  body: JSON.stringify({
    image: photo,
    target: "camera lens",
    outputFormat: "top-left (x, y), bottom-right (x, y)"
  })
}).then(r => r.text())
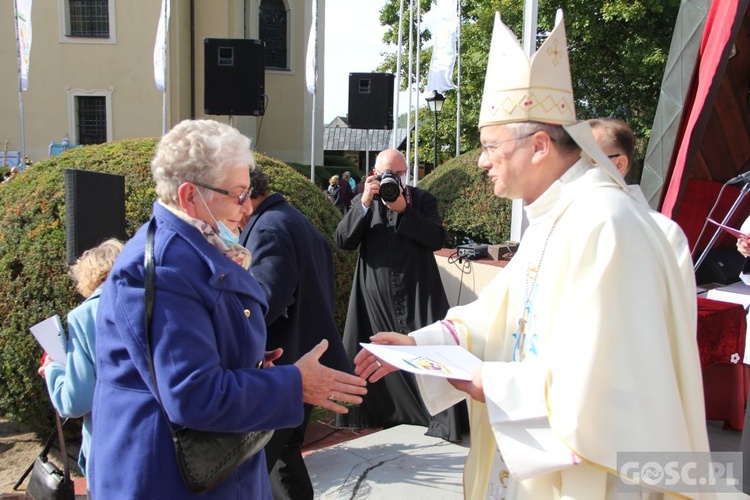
top-left (380, 178), bottom-right (400, 202)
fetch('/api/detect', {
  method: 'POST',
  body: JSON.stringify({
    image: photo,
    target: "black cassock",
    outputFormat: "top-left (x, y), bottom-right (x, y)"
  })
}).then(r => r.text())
top-left (335, 187), bottom-right (465, 441)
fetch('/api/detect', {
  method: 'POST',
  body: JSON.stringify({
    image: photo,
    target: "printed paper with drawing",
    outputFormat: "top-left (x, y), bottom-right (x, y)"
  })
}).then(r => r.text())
top-left (360, 343), bottom-right (482, 381)
top-left (30, 315), bottom-right (66, 362)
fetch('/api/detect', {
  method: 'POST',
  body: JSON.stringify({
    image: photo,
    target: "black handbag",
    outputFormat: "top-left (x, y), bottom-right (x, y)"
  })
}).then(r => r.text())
top-left (14, 412), bottom-right (75, 500)
top-left (144, 217), bottom-right (273, 493)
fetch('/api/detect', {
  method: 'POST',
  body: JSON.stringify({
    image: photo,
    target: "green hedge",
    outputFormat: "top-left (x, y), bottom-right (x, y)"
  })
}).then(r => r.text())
top-left (420, 149), bottom-right (512, 245)
top-left (0, 139), bottom-right (356, 431)
top-left (323, 154), bottom-right (356, 168)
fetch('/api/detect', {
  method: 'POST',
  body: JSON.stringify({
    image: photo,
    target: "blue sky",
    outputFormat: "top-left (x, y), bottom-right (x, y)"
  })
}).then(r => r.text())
top-left (323, 0), bottom-right (389, 122)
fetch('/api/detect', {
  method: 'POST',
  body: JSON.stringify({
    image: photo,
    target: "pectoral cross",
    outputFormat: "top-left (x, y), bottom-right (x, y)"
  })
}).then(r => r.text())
top-left (515, 310), bottom-right (528, 362)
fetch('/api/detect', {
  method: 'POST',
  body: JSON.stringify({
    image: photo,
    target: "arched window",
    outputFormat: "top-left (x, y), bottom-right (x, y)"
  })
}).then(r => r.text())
top-left (259, 0), bottom-right (288, 70)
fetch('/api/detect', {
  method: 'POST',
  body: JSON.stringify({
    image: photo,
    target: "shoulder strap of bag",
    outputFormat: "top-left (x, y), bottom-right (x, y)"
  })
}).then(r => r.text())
top-left (143, 217), bottom-right (178, 437)
top-left (55, 411), bottom-right (72, 485)
top-left (12, 416), bottom-right (69, 491)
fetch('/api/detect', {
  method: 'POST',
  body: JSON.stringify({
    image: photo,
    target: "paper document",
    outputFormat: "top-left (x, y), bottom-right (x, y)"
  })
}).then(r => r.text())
top-left (30, 315), bottom-right (66, 362)
top-left (708, 219), bottom-right (749, 239)
top-left (360, 343), bottom-right (482, 381)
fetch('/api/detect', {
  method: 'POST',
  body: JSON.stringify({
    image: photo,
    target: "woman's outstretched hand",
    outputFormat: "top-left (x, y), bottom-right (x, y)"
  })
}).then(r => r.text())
top-left (295, 340), bottom-right (368, 414)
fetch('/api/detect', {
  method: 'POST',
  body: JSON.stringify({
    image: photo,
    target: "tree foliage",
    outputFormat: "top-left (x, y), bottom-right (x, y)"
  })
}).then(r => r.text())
top-left (377, 0), bottom-right (680, 178)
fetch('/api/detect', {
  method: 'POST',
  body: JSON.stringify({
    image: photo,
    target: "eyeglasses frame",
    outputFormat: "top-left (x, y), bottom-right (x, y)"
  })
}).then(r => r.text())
top-left (191, 180), bottom-right (252, 206)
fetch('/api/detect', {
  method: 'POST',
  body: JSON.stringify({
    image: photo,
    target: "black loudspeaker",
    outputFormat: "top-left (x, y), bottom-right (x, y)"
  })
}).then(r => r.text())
top-left (204, 38), bottom-right (265, 116)
top-left (348, 73), bottom-right (395, 130)
top-left (695, 247), bottom-right (746, 286)
top-left (65, 169), bottom-right (126, 265)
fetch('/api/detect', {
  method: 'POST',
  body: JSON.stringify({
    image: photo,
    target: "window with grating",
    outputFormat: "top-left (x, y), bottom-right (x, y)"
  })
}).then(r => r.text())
top-left (76, 96), bottom-right (107, 144)
top-left (69, 0), bottom-right (110, 38)
top-left (259, 0), bottom-right (287, 69)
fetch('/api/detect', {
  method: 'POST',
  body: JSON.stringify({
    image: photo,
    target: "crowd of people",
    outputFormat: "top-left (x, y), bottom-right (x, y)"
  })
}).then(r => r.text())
top-left (32, 8), bottom-right (737, 500)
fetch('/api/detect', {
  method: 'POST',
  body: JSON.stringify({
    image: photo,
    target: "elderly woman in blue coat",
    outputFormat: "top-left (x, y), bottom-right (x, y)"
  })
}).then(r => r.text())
top-left (89, 119), bottom-right (366, 499)
top-left (39, 238), bottom-right (123, 478)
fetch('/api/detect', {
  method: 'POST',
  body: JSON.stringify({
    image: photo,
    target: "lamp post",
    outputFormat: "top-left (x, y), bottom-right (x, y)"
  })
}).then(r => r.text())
top-left (425, 90), bottom-right (445, 174)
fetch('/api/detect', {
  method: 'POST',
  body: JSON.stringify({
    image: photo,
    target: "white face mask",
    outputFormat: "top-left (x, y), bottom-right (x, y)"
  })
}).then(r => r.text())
top-left (196, 189), bottom-right (240, 247)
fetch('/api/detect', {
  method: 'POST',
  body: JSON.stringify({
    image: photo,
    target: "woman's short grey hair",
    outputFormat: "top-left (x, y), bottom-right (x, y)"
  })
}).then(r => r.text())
top-left (505, 121), bottom-right (579, 155)
top-left (151, 119), bottom-right (255, 207)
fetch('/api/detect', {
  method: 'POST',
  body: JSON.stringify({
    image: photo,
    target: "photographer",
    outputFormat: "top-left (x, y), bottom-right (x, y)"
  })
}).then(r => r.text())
top-left (335, 149), bottom-right (464, 442)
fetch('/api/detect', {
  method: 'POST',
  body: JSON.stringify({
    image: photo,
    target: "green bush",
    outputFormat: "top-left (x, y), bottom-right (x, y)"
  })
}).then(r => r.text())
top-left (323, 154), bottom-right (356, 168)
top-left (0, 139), bottom-right (356, 431)
top-left (285, 162), bottom-right (332, 189)
top-left (419, 149), bottom-right (512, 245)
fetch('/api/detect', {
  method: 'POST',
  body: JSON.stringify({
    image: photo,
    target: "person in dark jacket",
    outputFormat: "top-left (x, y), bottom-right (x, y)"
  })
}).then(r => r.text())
top-left (240, 168), bottom-right (351, 499)
top-left (334, 148), bottom-right (465, 442)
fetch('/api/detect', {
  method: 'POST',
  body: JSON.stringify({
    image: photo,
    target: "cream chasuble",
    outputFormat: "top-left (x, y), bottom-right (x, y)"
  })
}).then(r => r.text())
top-left (411, 159), bottom-right (715, 499)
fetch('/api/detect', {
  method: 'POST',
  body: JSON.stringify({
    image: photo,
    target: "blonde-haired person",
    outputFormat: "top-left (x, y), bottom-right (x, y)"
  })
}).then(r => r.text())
top-left (328, 175), bottom-right (344, 212)
top-left (38, 238), bottom-right (124, 478)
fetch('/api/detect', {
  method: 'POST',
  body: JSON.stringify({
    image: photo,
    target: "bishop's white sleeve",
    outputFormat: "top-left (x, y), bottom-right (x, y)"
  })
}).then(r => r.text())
top-left (482, 361), bottom-right (578, 480)
top-left (409, 321), bottom-right (468, 415)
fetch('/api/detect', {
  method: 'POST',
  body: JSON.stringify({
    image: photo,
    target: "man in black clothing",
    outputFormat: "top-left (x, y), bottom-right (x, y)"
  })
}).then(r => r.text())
top-left (335, 149), bottom-right (464, 441)
top-left (240, 168), bottom-right (351, 500)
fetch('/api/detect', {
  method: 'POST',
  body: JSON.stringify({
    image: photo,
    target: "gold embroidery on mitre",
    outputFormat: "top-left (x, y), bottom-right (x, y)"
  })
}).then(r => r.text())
top-left (479, 10), bottom-right (576, 128)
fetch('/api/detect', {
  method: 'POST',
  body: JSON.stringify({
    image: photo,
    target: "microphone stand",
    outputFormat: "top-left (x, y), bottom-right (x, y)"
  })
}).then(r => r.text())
top-left (694, 181), bottom-right (750, 273)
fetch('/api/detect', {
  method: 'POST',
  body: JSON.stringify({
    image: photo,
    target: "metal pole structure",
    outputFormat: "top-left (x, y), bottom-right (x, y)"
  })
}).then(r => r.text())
top-left (405, 0), bottom-right (414, 180)
top-left (412, 0), bottom-right (421, 186)
top-left (13, 0), bottom-right (26, 166)
top-left (455, 0), bottom-right (461, 156)
top-left (309, 0), bottom-right (319, 182)
top-left (433, 109), bottom-right (438, 173)
top-left (509, 0), bottom-right (538, 242)
top-left (392, 0), bottom-right (406, 149)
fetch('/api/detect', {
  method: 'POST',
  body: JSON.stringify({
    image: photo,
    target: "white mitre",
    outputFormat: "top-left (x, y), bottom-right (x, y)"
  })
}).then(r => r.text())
top-left (478, 11), bottom-right (575, 128)
top-left (479, 10), bottom-right (631, 192)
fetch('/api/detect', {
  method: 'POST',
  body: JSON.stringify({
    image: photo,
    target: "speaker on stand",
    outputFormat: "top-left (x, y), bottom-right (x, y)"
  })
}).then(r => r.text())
top-left (204, 38), bottom-right (266, 117)
top-left (347, 73), bottom-right (395, 130)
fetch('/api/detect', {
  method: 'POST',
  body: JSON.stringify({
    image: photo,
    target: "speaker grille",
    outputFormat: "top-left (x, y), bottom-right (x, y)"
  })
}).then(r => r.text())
top-left (65, 169), bottom-right (126, 265)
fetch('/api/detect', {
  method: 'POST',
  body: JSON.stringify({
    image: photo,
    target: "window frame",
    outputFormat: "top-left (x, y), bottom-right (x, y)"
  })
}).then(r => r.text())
top-left (66, 86), bottom-right (114, 145)
top-left (259, 0), bottom-right (292, 72)
top-left (58, 0), bottom-right (117, 45)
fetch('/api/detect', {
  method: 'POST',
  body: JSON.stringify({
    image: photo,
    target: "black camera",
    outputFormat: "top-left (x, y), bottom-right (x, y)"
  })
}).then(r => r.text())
top-left (376, 169), bottom-right (402, 203)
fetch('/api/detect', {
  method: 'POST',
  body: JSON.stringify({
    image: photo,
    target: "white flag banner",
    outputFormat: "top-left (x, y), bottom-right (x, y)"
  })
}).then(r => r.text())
top-left (305, 0), bottom-right (318, 94)
top-left (16, 0), bottom-right (32, 92)
top-left (427, 0), bottom-right (458, 92)
top-left (154, 0), bottom-right (170, 92)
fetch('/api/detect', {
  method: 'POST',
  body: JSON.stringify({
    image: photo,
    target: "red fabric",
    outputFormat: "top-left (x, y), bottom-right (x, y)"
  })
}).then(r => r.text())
top-left (673, 179), bottom-right (750, 254)
top-left (697, 297), bottom-right (748, 430)
top-left (697, 297), bottom-right (746, 369)
top-left (660, 0), bottom-right (741, 218)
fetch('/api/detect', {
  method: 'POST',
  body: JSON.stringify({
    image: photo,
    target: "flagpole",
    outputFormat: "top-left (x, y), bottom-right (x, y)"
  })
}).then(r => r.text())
top-left (412, 0), bottom-right (421, 185)
top-left (161, 0), bottom-right (168, 135)
top-left (510, 0), bottom-right (538, 243)
top-left (455, 0), bottom-right (461, 156)
top-left (392, 0), bottom-right (405, 149)
top-left (405, 0), bottom-right (414, 181)
top-left (13, 0), bottom-right (27, 166)
top-left (308, 0), bottom-right (319, 182)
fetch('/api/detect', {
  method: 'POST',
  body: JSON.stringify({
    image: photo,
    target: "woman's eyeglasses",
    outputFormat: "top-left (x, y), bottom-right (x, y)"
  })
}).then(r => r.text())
top-left (191, 181), bottom-right (252, 206)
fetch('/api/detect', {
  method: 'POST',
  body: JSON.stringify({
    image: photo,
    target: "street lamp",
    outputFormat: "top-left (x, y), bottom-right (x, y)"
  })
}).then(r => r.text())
top-left (425, 90), bottom-right (445, 174)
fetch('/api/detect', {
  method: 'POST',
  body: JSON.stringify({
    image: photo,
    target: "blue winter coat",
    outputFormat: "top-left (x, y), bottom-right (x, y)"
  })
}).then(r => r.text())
top-left (90, 202), bottom-right (303, 499)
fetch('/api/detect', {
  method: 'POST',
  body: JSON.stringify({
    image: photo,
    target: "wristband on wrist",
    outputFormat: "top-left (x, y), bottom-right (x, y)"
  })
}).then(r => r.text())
top-left (440, 320), bottom-right (460, 345)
